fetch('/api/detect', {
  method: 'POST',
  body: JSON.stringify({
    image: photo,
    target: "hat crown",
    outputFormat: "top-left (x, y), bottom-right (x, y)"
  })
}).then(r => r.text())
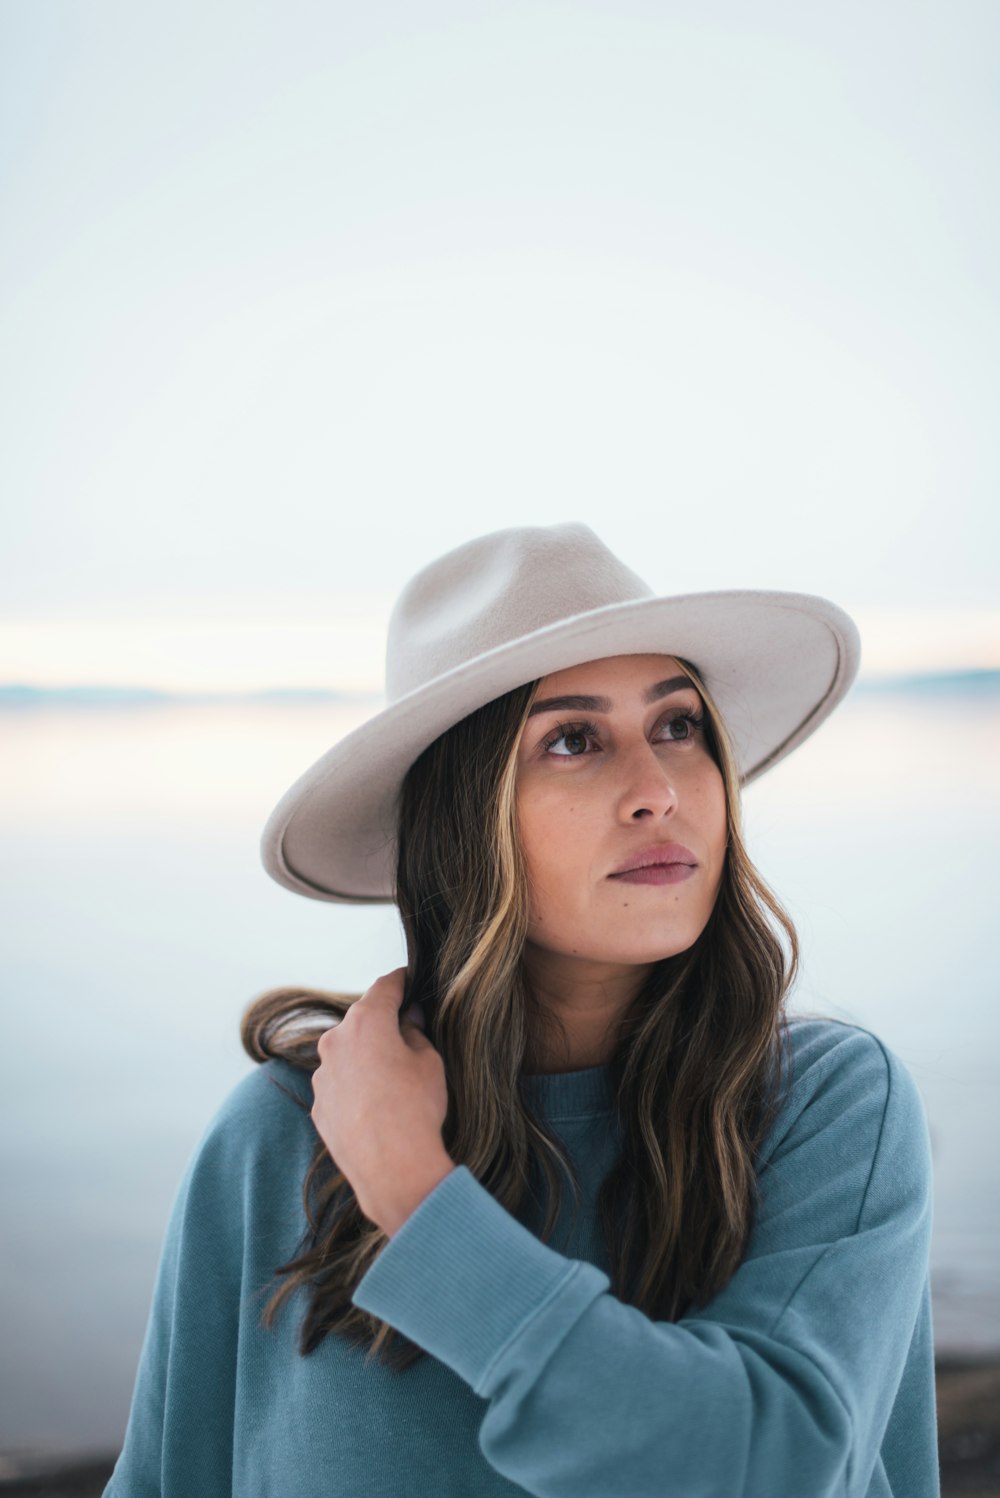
top-left (386, 522), bottom-right (654, 702)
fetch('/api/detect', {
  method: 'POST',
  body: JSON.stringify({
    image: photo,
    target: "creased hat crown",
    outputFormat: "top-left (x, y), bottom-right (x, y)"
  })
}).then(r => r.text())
top-left (386, 522), bottom-right (653, 702)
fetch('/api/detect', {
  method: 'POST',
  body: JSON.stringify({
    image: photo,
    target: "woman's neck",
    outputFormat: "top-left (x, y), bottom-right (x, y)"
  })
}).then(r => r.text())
top-left (521, 944), bottom-right (651, 1074)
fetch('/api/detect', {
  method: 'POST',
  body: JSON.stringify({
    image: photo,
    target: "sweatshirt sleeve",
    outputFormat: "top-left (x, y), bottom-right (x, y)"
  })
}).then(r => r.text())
top-left (104, 1063), bottom-right (304, 1498)
top-left (351, 1024), bottom-right (935, 1498)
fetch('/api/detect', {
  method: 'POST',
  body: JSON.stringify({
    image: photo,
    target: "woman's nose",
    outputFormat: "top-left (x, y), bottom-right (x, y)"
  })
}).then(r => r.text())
top-left (616, 742), bottom-right (680, 821)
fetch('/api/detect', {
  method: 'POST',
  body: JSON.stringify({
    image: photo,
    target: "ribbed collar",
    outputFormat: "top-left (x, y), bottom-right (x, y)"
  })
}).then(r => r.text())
top-left (518, 1062), bottom-right (614, 1120)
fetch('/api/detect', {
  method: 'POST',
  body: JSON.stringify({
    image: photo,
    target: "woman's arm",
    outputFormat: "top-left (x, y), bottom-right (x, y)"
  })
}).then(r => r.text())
top-left (104, 1149), bottom-right (240, 1495)
top-left (101, 1066), bottom-right (291, 1497)
top-left (351, 1024), bottom-right (937, 1498)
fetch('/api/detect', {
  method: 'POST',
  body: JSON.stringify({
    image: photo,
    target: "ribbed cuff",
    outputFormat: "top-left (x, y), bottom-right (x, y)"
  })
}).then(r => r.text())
top-left (351, 1164), bottom-right (603, 1393)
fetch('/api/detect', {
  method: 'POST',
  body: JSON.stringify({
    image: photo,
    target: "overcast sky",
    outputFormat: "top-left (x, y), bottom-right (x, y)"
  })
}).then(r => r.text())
top-left (2, 1), bottom-right (997, 689)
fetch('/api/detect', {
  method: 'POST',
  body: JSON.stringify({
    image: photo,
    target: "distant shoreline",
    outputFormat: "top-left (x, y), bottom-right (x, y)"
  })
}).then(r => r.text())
top-left (1, 669), bottom-right (998, 708)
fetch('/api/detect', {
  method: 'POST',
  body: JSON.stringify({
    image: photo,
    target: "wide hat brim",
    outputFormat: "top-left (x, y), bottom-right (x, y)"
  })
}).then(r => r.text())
top-left (260, 588), bottom-right (860, 903)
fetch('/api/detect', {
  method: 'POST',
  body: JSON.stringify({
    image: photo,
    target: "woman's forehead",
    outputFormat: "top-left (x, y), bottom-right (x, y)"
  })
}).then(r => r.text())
top-left (535, 653), bottom-right (688, 695)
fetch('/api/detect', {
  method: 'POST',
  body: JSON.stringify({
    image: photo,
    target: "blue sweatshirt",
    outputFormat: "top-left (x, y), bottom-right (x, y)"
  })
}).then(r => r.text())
top-left (105, 1018), bottom-right (939, 1496)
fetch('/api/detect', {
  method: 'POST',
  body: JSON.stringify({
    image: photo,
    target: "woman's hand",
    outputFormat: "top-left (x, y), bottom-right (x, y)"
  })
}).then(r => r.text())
top-left (310, 967), bottom-right (456, 1237)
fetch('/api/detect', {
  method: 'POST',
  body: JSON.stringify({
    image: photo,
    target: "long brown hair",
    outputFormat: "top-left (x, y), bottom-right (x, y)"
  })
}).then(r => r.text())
top-left (241, 657), bottom-right (797, 1369)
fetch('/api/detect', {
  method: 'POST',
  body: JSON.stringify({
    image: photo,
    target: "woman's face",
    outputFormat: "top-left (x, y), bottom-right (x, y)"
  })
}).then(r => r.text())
top-left (514, 653), bottom-right (728, 974)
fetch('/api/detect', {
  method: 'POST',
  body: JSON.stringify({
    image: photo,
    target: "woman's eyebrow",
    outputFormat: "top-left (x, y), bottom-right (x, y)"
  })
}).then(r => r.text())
top-left (527, 674), bottom-right (695, 718)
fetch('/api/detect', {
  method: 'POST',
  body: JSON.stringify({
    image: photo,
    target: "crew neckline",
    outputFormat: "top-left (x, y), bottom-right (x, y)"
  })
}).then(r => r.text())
top-left (518, 1062), bottom-right (614, 1120)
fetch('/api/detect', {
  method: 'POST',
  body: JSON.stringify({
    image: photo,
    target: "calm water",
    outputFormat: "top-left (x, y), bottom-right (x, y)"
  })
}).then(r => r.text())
top-left (1, 685), bottom-right (997, 1460)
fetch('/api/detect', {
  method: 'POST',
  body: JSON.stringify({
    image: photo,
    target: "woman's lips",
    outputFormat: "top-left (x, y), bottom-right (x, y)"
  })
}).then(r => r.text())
top-left (609, 842), bottom-right (698, 878)
top-left (609, 864), bottom-right (696, 886)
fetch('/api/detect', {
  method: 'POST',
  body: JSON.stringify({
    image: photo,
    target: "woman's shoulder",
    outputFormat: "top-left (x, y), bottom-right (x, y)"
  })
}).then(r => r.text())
top-left (782, 1012), bottom-right (911, 1089)
top-left (217, 1054), bottom-right (314, 1115)
top-left (764, 1013), bottom-right (930, 1168)
top-left (190, 1057), bottom-right (317, 1175)
top-left (134, 1060), bottom-right (321, 1312)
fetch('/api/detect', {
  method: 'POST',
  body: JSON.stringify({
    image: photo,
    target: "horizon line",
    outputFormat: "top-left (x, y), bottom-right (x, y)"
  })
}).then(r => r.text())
top-left (1, 666), bottom-right (999, 707)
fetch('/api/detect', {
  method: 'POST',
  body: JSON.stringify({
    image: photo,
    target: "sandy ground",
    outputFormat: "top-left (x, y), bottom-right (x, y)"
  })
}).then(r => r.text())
top-left (936, 1361), bottom-right (1000, 1497)
top-left (0, 1361), bottom-right (997, 1495)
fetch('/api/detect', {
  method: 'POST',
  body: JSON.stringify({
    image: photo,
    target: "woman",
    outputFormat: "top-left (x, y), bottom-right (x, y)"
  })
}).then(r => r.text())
top-left (106, 522), bottom-right (939, 1497)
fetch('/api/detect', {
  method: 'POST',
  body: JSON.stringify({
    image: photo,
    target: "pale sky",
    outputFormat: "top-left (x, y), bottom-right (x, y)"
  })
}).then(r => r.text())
top-left (2, 1), bottom-right (998, 689)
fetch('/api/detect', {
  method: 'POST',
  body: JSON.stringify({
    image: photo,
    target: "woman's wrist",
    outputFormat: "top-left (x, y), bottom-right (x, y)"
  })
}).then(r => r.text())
top-left (375, 1149), bottom-right (457, 1238)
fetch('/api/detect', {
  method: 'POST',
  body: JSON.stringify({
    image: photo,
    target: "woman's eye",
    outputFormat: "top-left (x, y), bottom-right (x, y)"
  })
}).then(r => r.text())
top-left (661, 711), bottom-right (703, 741)
top-left (543, 722), bottom-right (597, 757)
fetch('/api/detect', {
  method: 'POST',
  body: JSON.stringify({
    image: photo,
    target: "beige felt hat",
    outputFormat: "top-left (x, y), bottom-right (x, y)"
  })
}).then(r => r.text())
top-left (260, 522), bottom-right (860, 903)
